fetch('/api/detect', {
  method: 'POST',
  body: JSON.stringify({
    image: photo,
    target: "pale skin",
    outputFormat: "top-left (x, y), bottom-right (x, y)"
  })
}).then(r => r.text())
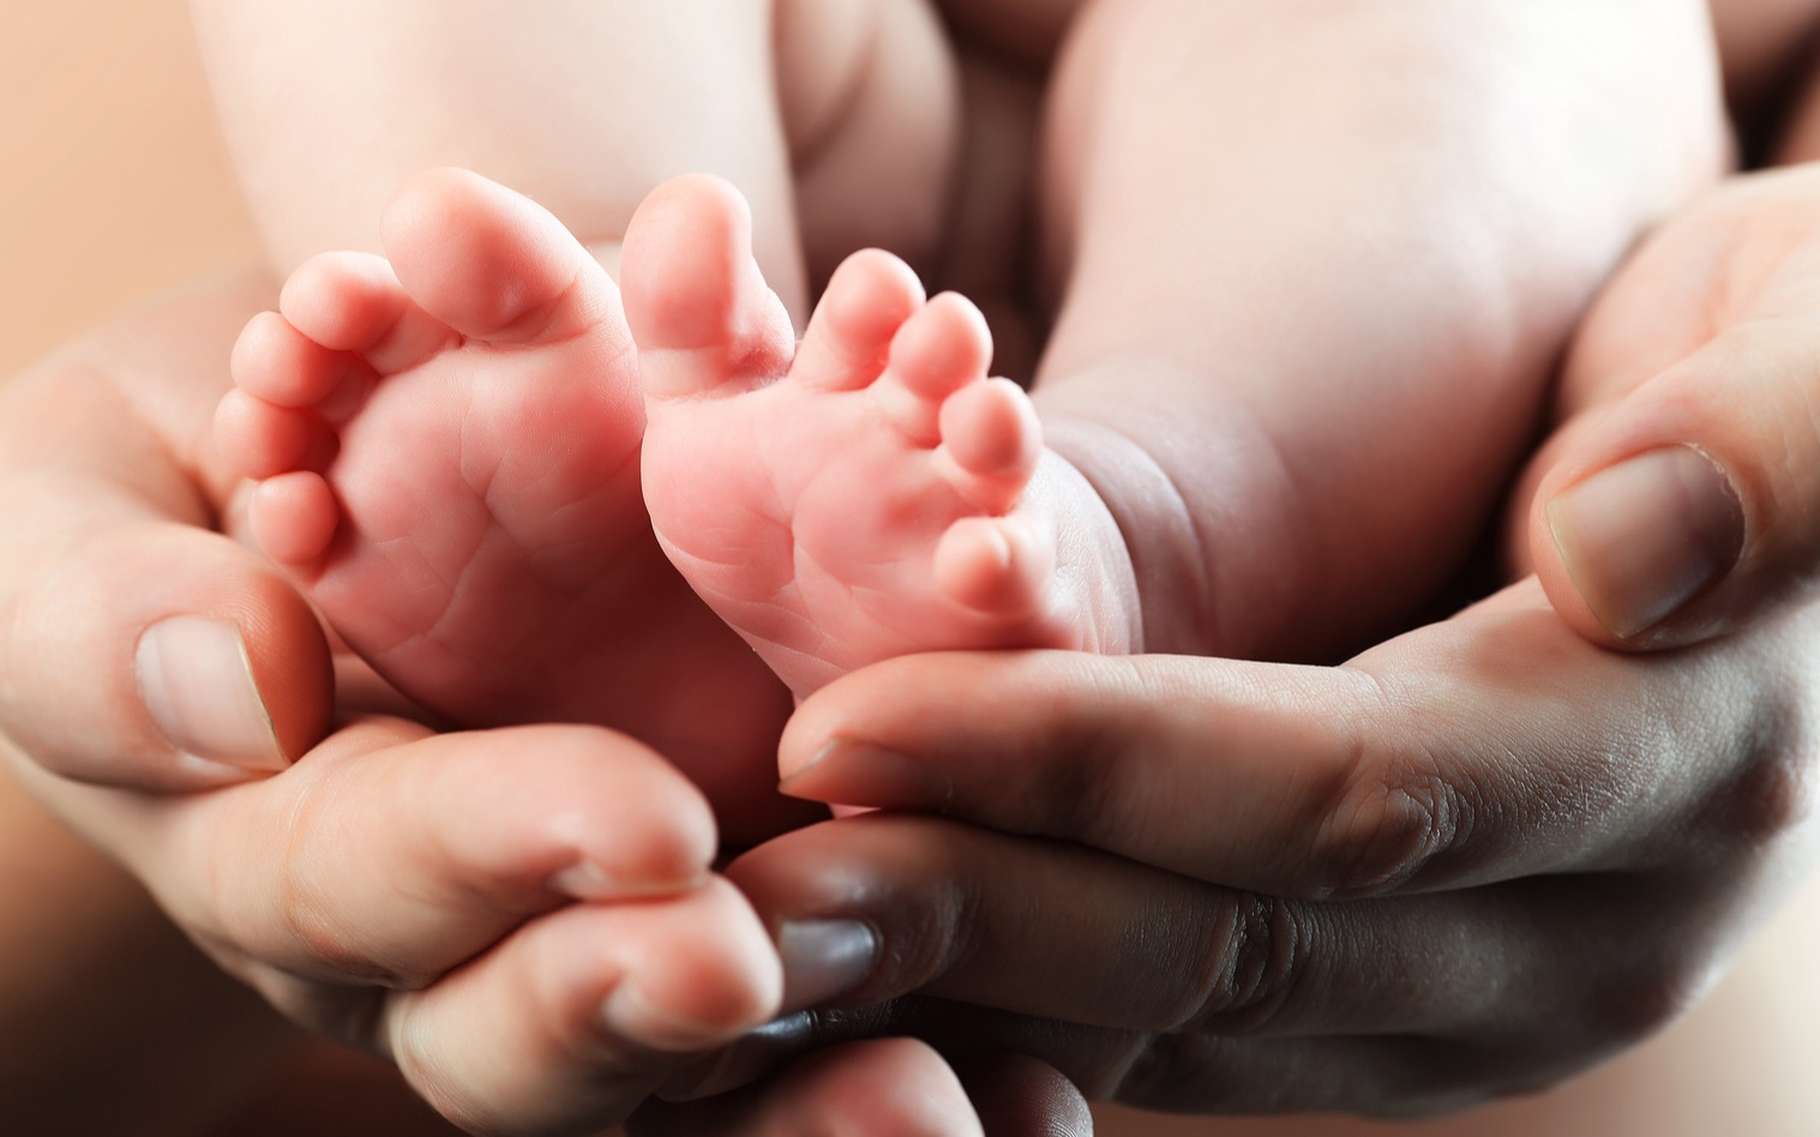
top-left (0, 270), bottom-right (1024, 1136)
top-left (188, 2), bottom-right (1725, 1118)
top-left (199, 0), bottom-right (1730, 776)
top-left (3, 2), bottom-right (1820, 1135)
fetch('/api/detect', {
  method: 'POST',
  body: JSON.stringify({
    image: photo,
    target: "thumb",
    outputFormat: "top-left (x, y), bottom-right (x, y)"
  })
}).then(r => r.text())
top-left (1, 509), bottom-right (333, 791)
top-left (1527, 320), bottom-right (1816, 650)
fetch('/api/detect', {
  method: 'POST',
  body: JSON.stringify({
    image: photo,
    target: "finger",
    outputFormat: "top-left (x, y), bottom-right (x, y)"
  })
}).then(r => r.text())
top-left (727, 816), bottom-right (1534, 1041)
top-left (778, 588), bottom-right (1778, 897)
top-left (1526, 178), bottom-right (1820, 650)
top-left (0, 360), bottom-right (332, 790)
top-left (671, 995), bottom-right (1503, 1118)
top-left (146, 720), bottom-right (719, 989)
top-left (952, 1054), bottom-right (1092, 1137)
top-left (382, 877), bottom-right (782, 1135)
top-left (630, 1038), bottom-right (984, 1137)
top-left (0, 509), bottom-right (334, 791)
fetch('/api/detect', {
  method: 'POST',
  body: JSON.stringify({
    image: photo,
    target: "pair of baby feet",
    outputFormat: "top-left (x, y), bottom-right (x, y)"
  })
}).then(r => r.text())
top-left (214, 169), bottom-right (1135, 815)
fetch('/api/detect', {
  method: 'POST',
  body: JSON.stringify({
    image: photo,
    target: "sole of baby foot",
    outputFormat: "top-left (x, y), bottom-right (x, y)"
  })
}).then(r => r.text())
top-left (620, 174), bottom-right (1141, 698)
top-left (213, 168), bottom-right (799, 840)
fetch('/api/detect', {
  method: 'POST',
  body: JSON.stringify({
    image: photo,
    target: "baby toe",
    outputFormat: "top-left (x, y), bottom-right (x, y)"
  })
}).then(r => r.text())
top-left (381, 167), bottom-right (618, 347)
top-left (938, 377), bottom-right (1042, 512)
top-left (622, 174), bottom-right (795, 401)
top-left (877, 292), bottom-right (993, 443)
top-left (792, 248), bottom-right (925, 391)
top-left (230, 311), bottom-right (354, 409)
top-left (212, 389), bottom-right (333, 481)
top-left (250, 471), bottom-right (340, 566)
top-left (934, 514), bottom-right (1054, 622)
top-left (279, 251), bottom-right (409, 353)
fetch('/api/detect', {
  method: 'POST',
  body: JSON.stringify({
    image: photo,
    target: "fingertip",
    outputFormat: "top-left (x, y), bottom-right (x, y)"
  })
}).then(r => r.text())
top-left (600, 878), bottom-right (784, 1051)
top-left (201, 552), bottom-right (336, 768)
top-left (1531, 443), bottom-right (1746, 650)
top-left (426, 725), bottom-right (721, 905)
top-left (1528, 485), bottom-right (1630, 650)
top-left (777, 653), bottom-right (1003, 785)
top-left (550, 765), bottom-right (721, 902)
top-left (957, 1054), bottom-right (1092, 1137)
top-left (9, 522), bottom-right (334, 789)
top-left (782, 1039), bottom-right (983, 1137)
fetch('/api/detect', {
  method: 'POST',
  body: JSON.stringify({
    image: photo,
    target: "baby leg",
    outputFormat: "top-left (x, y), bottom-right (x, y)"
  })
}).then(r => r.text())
top-left (194, 0), bottom-right (959, 310)
top-left (1032, 0), bottom-right (1728, 660)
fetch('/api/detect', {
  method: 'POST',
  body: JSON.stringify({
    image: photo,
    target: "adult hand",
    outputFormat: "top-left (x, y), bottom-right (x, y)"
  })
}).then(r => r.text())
top-left (648, 169), bottom-right (1820, 1123)
top-left (684, 575), bottom-right (1818, 1118)
top-left (1522, 167), bottom-right (1820, 650)
top-left (0, 274), bottom-right (332, 791)
top-left (0, 275), bottom-right (1045, 1136)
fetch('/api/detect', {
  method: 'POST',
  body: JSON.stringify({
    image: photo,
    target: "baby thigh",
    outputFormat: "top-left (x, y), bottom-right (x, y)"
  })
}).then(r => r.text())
top-left (1028, 0), bottom-right (1729, 657)
top-left (777, 0), bottom-right (963, 290)
top-left (198, 0), bottom-right (902, 316)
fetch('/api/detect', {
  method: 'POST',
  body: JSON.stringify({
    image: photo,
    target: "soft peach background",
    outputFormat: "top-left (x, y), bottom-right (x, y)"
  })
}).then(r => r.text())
top-left (0, 0), bottom-right (258, 378)
top-left (6, 4), bottom-right (1819, 1135)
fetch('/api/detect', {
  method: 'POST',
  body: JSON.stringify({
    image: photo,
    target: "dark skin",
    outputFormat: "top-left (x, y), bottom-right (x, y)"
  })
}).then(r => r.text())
top-left (644, 2), bottom-right (1820, 1129)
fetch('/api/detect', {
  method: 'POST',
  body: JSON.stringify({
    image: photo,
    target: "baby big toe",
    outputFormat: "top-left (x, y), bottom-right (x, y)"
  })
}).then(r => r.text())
top-left (622, 174), bottom-right (795, 400)
top-left (381, 168), bottom-right (615, 346)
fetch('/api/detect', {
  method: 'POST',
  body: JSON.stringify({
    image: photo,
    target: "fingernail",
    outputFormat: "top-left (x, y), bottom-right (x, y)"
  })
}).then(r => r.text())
top-left (1548, 446), bottom-right (1746, 639)
top-left (135, 617), bottom-right (286, 771)
top-left (779, 740), bottom-right (951, 807)
top-left (601, 983), bottom-right (729, 1052)
top-left (777, 919), bottom-right (878, 1009)
top-left (655, 1011), bottom-right (817, 1102)
top-left (547, 859), bottom-right (708, 901)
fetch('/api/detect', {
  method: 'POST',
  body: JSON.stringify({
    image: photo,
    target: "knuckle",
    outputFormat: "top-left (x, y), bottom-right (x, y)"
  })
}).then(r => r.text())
top-left (1114, 1031), bottom-right (1292, 1114)
top-left (1697, 689), bottom-right (1819, 846)
top-left (1178, 894), bottom-right (1316, 1035)
top-left (1004, 655), bottom-right (1163, 840)
top-left (1022, 726), bottom-right (1131, 842)
top-left (1710, 749), bottom-right (1816, 844)
top-left (1307, 745), bottom-right (1478, 898)
top-left (1583, 953), bottom-right (1708, 1047)
top-left (881, 829), bottom-right (985, 992)
top-left (392, 1023), bottom-right (500, 1137)
top-left (273, 769), bottom-right (409, 986)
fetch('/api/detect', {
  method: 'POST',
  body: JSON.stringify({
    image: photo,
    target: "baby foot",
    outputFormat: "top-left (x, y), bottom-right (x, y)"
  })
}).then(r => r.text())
top-left (212, 170), bottom-right (791, 831)
top-left (621, 176), bottom-right (1140, 696)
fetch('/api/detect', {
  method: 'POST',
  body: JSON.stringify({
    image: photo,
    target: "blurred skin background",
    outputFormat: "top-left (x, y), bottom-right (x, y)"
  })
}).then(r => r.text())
top-left (0, 0), bottom-right (257, 376)
top-left (4, 3), bottom-right (1820, 1135)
